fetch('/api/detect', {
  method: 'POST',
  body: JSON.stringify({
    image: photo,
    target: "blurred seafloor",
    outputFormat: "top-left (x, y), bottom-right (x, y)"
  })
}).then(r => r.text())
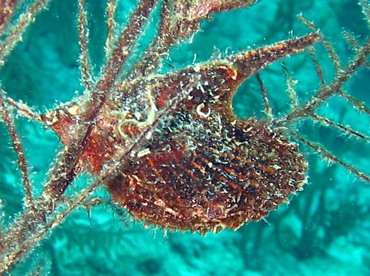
top-left (0, 0), bottom-right (370, 275)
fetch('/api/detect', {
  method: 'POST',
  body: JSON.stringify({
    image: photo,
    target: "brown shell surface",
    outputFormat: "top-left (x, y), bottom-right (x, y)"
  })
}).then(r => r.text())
top-left (106, 63), bottom-right (308, 234)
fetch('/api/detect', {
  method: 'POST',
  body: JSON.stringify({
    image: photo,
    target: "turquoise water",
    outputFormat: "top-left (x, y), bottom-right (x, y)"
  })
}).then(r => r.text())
top-left (0, 0), bottom-right (369, 275)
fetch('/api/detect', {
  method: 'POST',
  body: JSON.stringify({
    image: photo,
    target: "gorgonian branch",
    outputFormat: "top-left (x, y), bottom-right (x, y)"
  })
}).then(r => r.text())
top-left (176, 0), bottom-right (257, 22)
top-left (0, 0), bottom-right (19, 34)
top-left (104, 0), bottom-right (117, 56)
top-left (41, 0), bottom-right (159, 201)
top-left (130, 0), bottom-right (257, 77)
top-left (360, 0), bottom-right (370, 29)
top-left (291, 132), bottom-right (370, 182)
top-left (95, 0), bottom-right (158, 93)
top-left (276, 38), bottom-right (370, 126)
top-left (1, 179), bottom-right (102, 273)
top-left (0, 0), bottom-right (50, 67)
top-left (77, 0), bottom-right (93, 91)
top-left (0, 89), bottom-right (35, 211)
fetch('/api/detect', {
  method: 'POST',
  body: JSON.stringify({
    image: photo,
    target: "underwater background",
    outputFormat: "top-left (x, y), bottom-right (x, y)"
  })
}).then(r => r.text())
top-left (0, 0), bottom-right (369, 275)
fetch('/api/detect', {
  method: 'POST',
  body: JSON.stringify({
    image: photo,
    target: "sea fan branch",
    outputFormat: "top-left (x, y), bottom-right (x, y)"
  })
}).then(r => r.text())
top-left (95, 0), bottom-right (158, 93)
top-left (130, 0), bottom-right (258, 77)
top-left (129, 0), bottom-right (180, 77)
top-left (360, 0), bottom-right (370, 29)
top-left (256, 73), bottom-right (273, 121)
top-left (77, 0), bottom-right (93, 91)
top-left (310, 113), bottom-right (370, 143)
top-left (291, 132), bottom-right (370, 182)
top-left (281, 61), bottom-right (299, 109)
top-left (0, 89), bottom-right (35, 211)
top-left (1, 180), bottom-right (102, 272)
top-left (41, 0), bottom-right (159, 201)
top-left (104, 0), bottom-right (117, 56)
top-left (307, 46), bottom-right (326, 85)
top-left (297, 14), bottom-right (342, 72)
top-left (338, 90), bottom-right (370, 116)
top-left (0, 0), bottom-right (19, 34)
top-left (2, 94), bottom-right (42, 122)
top-left (277, 38), bottom-right (370, 126)
top-left (0, 0), bottom-right (50, 67)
